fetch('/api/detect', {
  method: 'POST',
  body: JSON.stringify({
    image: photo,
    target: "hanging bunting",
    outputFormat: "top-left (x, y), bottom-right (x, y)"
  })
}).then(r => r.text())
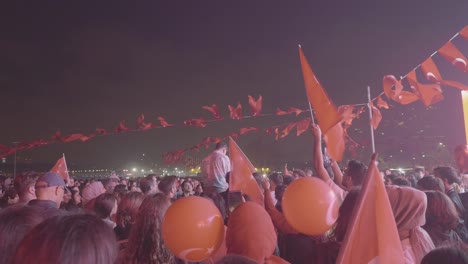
top-left (438, 41), bottom-right (468, 72)
top-left (202, 104), bottom-right (223, 120)
top-left (407, 70), bottom-right (444, 107)
top-left (228, 103), bottom-right (243, 120)
top-left (248, 95), bottom-right (263, 116)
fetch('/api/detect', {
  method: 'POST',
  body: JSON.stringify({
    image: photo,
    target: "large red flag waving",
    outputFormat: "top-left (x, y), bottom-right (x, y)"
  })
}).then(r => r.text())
top-left (228, 137), bottom-right (264, 206)
top-left (299, 46), bottom-right (344, 161)
top-left (337, 155), bottom-right (404, 264)
top-left (50, 155), bottom-right (70, 182)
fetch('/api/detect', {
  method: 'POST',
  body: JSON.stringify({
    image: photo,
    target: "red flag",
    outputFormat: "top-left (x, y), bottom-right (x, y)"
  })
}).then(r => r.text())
top-left (420, 57), bottom-right (468, 90)
top-left (438, 41), bottom-right (468, 72)
top-left (137, 114), bottom-right (145, 126)
top-left (228, 132), bottom-right (239, 141)
top-left (275, 107), bottom-right (289, 116)
top-left (52, 130), bottom-right (62, 141)
top-left (407, 70), bottom-right (444, 107)
top-left (211, 137), bottom-right (223, 144)
top-left (337, 155), bottom-right (405, 264)
top-left (115, 121), bottom-right (130, 133)
top-left (338, 105), bottom-right (356, 127)
top-left (183, 118), bottom-right (207, 128)
top-left (62, 133), bottom-right (86, 143)
top-left (248, 95), bottom-right (262, 116)
top-left (274, 128), bottom-right (280, 141)
top-left (461, 25), bottom-right (468, 40)
top-left (202, 104), bottom-right (223, 120)
top-left (158, 116), bottom-right (174, 127)
top-left (369, 101), bottom-right (382, 130)
top-left (299, 47), bottom-right (344, 161)
top-left (376, 96), bottom-right (389, 109)
top-left (79, 133), bottom-right (96, 142)
top-left (228, 137), bottom-right (264, 206)
top-left (50, 156), bottom-right (70, 182)
top-left (296, 118), bottom-right (311, 136)
top-left (228, 103), bottom-right (243, 120)
top-left (288, 107), bottom-right (305, 116)
top-left (280, 123), bottom-right (296, 139)
top-left (383, 75), bottom-right (419, 105)
top-left (0, 144), bottom-right (11, 154)
top-left (96, 128), bottom-right (108, 135)
top-left (239, 127), bottom-right (259, 135)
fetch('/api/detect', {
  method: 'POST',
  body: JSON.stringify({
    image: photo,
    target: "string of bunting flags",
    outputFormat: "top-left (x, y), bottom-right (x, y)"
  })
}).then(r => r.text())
top-left (1, 26), bottom-right (466, 166)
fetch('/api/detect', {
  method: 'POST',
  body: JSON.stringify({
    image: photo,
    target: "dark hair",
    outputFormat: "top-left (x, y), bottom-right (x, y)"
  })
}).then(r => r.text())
top-left (0, 206), bottom-right (47, 264)
top-left (14, 171), bottom-right (40, 196)
top-left (331, 188), bottom-right (361, 242)
top-left (425, 191), bottom-right (459, 230)
top-left (94, 193), bottom-right (116, 219)
top-left (0, 186), bottom-right (17, 208)
top-left (414, 167), bottom-right (425, 174)
top-left (140, 178), bottom-right (155, 194)
top-left (181, 180), bottom-right (193, 189)
top-left (216, 141), bottom-right (228, 150)
top-left (346, 160), bottom-right (367, 186)
top-left (268, 173), bottom-right (283, 186)
top-left (274, 184), bottom-right (288, 212)
top-left (434, 166), bottom-right (461, 185)
top-left (13, 214), bottom-right (118, 264)
top-left (417, 176), bottom-right (444, 192)
top-left (421, 245), bottom-right (468, 264)
top-left (216, 254), bottom-right (257, 264)
top-left (123, 193), bottom-right (174, 264)
top-left (116, 192), bottom-right (145, 240)
top-left (283, 176), bottom-right (294, 185)
top-left (204, 191), bottom-right (227, 221)
top-left (392, 177), bottom-right (411, 187)
top-left (292, 169), bottom-right (306, 178)
top-left (158, 176), bottom-right (177, 197)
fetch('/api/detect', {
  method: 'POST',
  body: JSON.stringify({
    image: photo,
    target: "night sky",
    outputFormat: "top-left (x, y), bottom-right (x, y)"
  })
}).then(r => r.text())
top-left (1, 1), bottom-right (467, 170)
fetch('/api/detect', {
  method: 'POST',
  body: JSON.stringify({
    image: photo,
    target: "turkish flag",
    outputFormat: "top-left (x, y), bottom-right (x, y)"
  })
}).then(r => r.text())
top-left (228, 137), bottom-right (264, 206)
top-left (369, 101), bottom-right (382, 130)
top-left (461, 25), bottom-right (468, 40)
top-left (420, 57), bottom-right (468, 90)
top-left (376, 96), bottom-right (389, 109)
top-left (248, 95), bottom-right (262, 116)
top-left (299, 47), bottom-right (344, 161)
top-left (50, 156), bottom-right (70, 182)
top-left (202, 104), bottom-right (223, 120)
top-left (337, 155), bottom-right (405, 264)
top-left (407, 70), bottom-right (444, 107)
top-left (228, 103), bottom-right (243, 120)
top-left (438, 41), bottom-right (467, 72)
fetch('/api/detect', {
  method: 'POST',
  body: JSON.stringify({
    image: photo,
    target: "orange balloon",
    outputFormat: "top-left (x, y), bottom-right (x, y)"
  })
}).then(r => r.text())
top-left (162, 196), bottom-right (225, 262)
top-left (282, 177), bottom-right (339, 235)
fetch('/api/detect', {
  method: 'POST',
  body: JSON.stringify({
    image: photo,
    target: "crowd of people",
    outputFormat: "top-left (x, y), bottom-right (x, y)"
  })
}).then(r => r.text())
top-left (0, 125), bottom-right (467, 263)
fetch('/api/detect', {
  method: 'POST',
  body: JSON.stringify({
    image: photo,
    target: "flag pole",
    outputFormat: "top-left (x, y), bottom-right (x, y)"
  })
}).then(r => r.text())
top-left (367, 86), bottom-right (376, 153)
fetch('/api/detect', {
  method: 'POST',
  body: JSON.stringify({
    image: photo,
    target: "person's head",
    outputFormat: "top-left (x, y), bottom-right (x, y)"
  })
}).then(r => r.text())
top-left (421, 245), bottom-right (468, 264)
top-left (116, 192), bottom-right (145, 231)
top-left (120, 179), bottom-right (128, 187)
top-left (13, 171), bottom-right (40, 203)
top-left (113, 184), bottom-right (128, 203)
top-left (332, 188), bottom-right (361, 242)
top-left (103, 178), bottom-right (118, 194)
top-left (424, 191), bottom-right (459, 231)
top-left (433, 166), bottom-right (461, 191)
top-left (67, 177), bottom-right (75, 187)
top-left (417, 176), bottom-right (444, 192)
top-left (216, 255), bottom-right (258, 264)
top-left (283, 176), bottom-right (294, 185)
top-left (343, 160), bottom-right (367, 188)
top-left (34, 172), bottom-right (66, 207)
top-left (13, 214), bottom-right (118, 264)
top-left (292, 169), bottom-right (306, 179)
top-left (305, 169), bottom-right (313, 177)
top-left (0, 206), bottom-right (47, 264)
top-left (392, 177), bottom-right (411, 187)
top-left (124, 193), bottom-right (173, 264)
top-left (139, 178), bottom-right (156, 195)
top-left (195, 183), bottom-right (204, 195)
top-left (71, 189), bottom-right (82, 205)
top-left (215, 141), bottom-right (228, 154)
top-left (158, 176), bottom-right (178, 198)
top-left (274, 184), bottom-right (288, 212)
top-left (94, 193), bottom-right (117, 220)
top-left (385, 174), bottom-right (397, 186)
top-left (81, 181), bottom-right (106, 206)
top-left (386, 186), bottom-right (435, 262)
top-left (62, 188), bottom-right (72, 204)
top-left (181, 180), bottom-right (193, 194)
top-left (414, 167), bottom-right (425, 180)
top-left (146, 174), bottom-right (158, 186)
top-left (268, 173), bottom-right (283, 190)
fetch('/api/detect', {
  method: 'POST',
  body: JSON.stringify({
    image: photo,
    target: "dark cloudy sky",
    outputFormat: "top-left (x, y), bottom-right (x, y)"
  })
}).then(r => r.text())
top-left (0, 0), bottom-right (467, 170)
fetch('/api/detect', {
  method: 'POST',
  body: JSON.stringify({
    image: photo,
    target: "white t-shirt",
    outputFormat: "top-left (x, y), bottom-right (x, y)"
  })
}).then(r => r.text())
top-left (201, 149), bottom-right (231, 193)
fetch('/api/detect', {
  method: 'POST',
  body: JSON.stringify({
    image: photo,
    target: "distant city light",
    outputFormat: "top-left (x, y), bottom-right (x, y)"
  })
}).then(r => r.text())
top-left (132, 168), bottom-right (137, 172)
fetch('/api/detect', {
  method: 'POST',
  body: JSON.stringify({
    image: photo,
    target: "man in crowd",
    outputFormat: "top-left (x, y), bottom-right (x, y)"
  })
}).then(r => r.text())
top-left (13, 172), bottom-right (40, 207)
top-left (201, 142), bottom-right (231, 201)
top-left (28, 172), bottom-right (65, 218)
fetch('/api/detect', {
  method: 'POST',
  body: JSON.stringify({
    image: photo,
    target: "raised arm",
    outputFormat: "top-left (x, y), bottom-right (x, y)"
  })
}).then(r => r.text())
top-left (312, 124), bottom-right (332, 182)
top-left (331, 160), bottom-right (344, 186)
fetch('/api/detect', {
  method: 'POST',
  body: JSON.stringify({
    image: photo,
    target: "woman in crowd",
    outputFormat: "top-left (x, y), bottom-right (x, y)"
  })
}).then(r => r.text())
top-left (423, 191), bottom-right (462, 247)
top-left (94, 193), bottom-right (118, 229)
top-left (120, 193), bottom-right (175, 264)
top-left (179, 180), bottom-right (194, 198)
top-left (115, 191), bottom-right (145, 241)
top-left (13, 214), bottom-right (118, 264)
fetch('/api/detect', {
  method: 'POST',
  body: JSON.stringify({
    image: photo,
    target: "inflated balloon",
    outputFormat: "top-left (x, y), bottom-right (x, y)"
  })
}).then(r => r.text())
top-left (282, 177), bottom-right (339, 235)
top-left (162, 196), bottom-right (225, 262)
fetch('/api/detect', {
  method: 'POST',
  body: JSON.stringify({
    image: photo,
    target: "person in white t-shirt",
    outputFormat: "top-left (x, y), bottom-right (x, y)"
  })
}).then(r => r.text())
top-left (201, 142), bottom-right (231, 197)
